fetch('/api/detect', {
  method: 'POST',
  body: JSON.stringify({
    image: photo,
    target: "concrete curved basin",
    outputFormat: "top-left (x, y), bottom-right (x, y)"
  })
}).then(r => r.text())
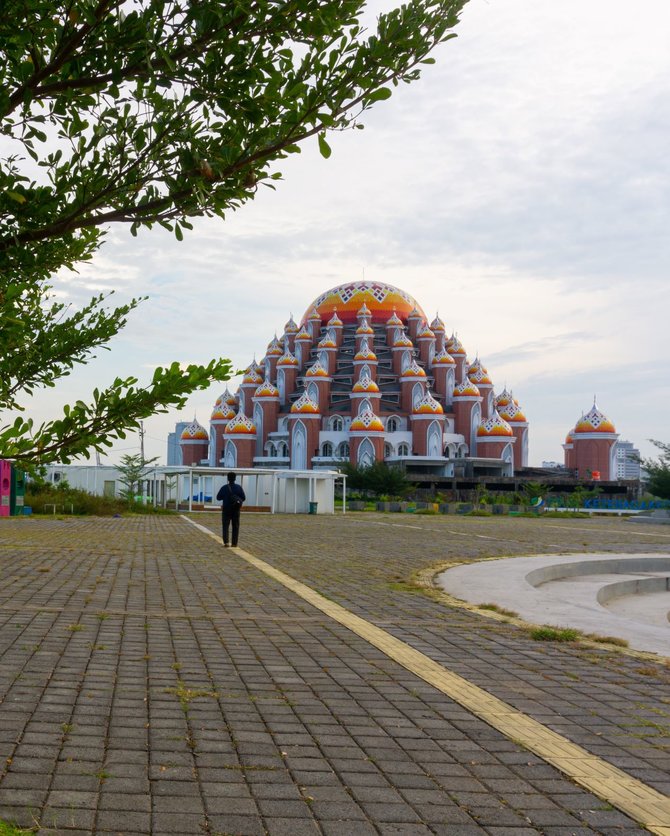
top-left (437, 553), bottom-right (670, 656)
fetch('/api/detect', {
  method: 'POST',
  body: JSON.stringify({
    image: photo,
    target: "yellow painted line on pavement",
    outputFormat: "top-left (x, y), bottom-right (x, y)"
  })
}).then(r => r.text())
top-left (185, 516), bottom-right (670, 834)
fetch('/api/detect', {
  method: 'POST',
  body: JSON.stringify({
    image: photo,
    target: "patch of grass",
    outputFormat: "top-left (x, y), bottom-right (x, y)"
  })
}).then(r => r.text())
top-left (583, 633), bottom-right (629, 648)
top-left (530, 626), bottom-right (581, 643)
top-left (96, 612), bottom-right (109, 621)
top-left (636, 666), bottom-right (662, 677)
top-left (388, 581), bottom-right (421, 593)
top-left (466, 509), bottom-right (492, 517)
top-left (415, 508), bottom-right (439, 515)
top-left (67, 623), bottom-right (83, 632)
top-left (0, 820), bottom-right (35, 835)
top-left (478, 603), bottom-right (519, 618)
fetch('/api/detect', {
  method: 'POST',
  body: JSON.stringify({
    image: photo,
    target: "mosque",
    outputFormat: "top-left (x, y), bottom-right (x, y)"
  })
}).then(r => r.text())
top-left (177, 280), bottom-right (622, 481)
top-left (179, 280), bottom-right (532, 478)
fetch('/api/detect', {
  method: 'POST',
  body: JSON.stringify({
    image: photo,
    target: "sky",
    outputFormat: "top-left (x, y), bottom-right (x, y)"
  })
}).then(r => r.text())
top-left (42, 0), bottom-right (670, 467)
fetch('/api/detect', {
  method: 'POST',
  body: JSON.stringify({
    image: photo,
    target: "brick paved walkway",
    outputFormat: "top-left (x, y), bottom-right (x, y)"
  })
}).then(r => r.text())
top-left (0, 513), bottom-right (668, 835)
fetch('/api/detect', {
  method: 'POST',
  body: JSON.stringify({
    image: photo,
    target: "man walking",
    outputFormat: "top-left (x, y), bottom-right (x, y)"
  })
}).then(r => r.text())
top-left (216, 472), bottom-right (246, 547)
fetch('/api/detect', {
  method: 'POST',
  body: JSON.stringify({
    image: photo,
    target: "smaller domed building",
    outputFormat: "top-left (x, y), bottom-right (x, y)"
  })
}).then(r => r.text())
top-left (563, 402), bottom-right (619, 480)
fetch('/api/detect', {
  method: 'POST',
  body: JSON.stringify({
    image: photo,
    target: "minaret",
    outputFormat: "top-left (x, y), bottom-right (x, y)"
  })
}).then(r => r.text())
top-left (386, 310), bottom-right (404, 348)
top-left (399, 360), bottom-right (427, 414)
top-left (350, 372), bottom-right (381, 416)
top-left (353, 338), bottom-right (378, 382)
top-left (239, 366), bottom-right (263, 418)
top-left (494, 387), bottom-right (514, 413)
top-left (306, 307), bottom-right (322, 341)
top-left (416, 322), bottom-right (436, 368)
top-left (468, 359), bottom-right (494, 420)
top-left (316, 330), bottom-right (338, 376)
top-left (327, 309), bottom-right (344, 347)
top-left (283, 315), bottom-right (299, 354)
top-left (179, 418), bottom-right (209, 466)
top-left (391, 330), bottom-right (414, 376)
top-left (431, 347), bottom-right (456, 409)
top-left (452, 380), bottom-right (482, 456)
top-left (411, 391), bottom-right (445, 457)
top-left (288, 391), bottom-right (321, 470)
top-left (276, 349), bottom-right (300, 407)
top-left (252, 380), bottom-right (280, 458)
top-left (264, 336), bottom-right (284, 382)
top-left (209, 398), bottom-right (235, 466)
top-left (355, 316), bottom-right (374, 354)
top-left (349, 408), bottom-right (385, 465)
top-left (407, 305), bottom-right (423, 342)
top-left (498, 401), bottom-right (529, 469)
top-left (304, 359), bottom-right (332, 412)
top-left (294, 325), bottom-right (313, 371)
top-left (447, 335), bottom-right (468, 384)
top-left (475, 411), bottom-right (516, 475)
top-left (430, 315), bottom-right (446, 353)
top-left (222, 413), bottom-right (257, 468)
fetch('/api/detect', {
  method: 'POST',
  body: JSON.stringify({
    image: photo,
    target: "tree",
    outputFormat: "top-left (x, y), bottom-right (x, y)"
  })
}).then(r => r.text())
top-left (521, 481), bottom-right (548, 504)
top-left (0, 0), bottom-right (467, 466)
top-left (641, 440), bottom-right (670, 500)
top-left (117, 453), bottom-right (158, 504)
top-left (339, 461), bottom-right (410, 498)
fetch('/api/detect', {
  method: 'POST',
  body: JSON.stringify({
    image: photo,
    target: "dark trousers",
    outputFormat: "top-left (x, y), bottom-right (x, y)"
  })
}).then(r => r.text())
top-left (222, 507), bottom-right (241, 546)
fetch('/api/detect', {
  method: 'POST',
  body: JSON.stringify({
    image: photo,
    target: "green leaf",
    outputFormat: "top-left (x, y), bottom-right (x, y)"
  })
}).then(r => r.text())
top-left (318, 133), bottom-right (332, 159)
top-left (366, 87), bottom-right (393, 103)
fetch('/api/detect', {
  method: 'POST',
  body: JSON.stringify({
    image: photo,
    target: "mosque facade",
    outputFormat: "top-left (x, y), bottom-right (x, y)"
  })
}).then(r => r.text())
top-left (179, 281), bottom-right (530, 477)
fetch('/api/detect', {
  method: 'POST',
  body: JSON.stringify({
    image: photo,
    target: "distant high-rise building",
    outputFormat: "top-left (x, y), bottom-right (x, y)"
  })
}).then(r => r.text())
top-left (167, 422), bottom-right (189, 466)
top-left (614, 440), bottom-right (640, 480)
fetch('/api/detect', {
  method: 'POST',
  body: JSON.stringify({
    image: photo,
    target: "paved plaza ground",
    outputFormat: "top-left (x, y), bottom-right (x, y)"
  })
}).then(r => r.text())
top-left (0, 512), bottom-right (668, 835)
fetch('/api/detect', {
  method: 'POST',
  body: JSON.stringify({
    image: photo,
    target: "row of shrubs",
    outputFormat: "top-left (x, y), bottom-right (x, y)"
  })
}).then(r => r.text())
top-left (344, 500), bottom-right (586, 516)
top-left (25, 482), bottom-right (171, 516)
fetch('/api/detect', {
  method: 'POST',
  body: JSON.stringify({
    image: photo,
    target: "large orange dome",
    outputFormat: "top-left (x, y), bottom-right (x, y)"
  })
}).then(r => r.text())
top-left (302, 281), bottom-right (427, 325)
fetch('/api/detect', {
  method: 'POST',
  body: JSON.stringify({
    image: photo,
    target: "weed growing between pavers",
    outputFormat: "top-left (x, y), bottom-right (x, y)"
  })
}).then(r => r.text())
top-left (530, 626), bottom-right (581, 642)
top-left (165, 678), bottom-right (219, 714)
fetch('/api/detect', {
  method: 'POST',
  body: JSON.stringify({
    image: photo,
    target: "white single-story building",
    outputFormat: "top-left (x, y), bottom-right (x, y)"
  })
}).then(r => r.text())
top-left (41, 465), bottom-right (344, 514)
